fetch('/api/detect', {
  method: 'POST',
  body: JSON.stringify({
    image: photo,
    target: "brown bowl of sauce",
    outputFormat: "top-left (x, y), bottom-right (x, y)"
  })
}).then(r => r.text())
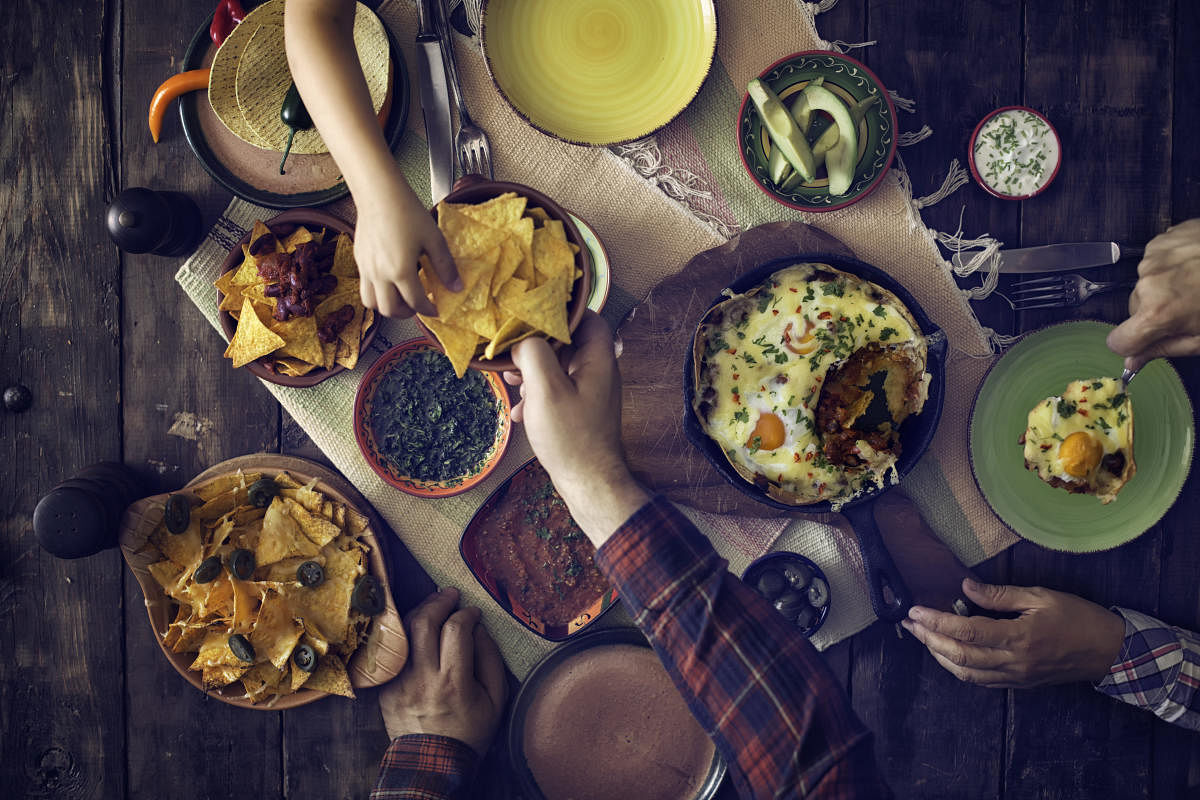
top-left (508, 627), bottom-right (726, 800)
top-left (458, 458), bottom-right (618, 641)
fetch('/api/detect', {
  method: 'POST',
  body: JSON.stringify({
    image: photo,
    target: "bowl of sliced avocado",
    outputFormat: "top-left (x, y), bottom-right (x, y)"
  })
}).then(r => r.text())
top-left (737, 51), bottom-right (898, 212)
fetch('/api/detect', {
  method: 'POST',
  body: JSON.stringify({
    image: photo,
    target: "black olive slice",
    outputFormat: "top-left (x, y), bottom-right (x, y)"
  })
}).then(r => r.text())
top-left (351, 574), bottom-right (385, 616)
top-left (228, 548), bottom-right (256, 581)
top-left (228, 633), bottom-right (255, 663)
top-left (164, 493), bottom-right (191, 534)
top-left (193, 555), bottom-right (222, 584)
top-left (247, 478), bottom-right (281, 508)
top-left (296, 560), bottom-right (325, 588)
top-left (292, 643), bottom-right (317, 673)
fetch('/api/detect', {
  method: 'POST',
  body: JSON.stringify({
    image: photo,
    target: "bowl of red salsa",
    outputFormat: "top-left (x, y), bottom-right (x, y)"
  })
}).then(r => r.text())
top-left (459, 458), bottom-right (619, 641)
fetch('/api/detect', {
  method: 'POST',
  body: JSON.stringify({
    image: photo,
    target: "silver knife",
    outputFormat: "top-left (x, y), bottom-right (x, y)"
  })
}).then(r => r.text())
top-left (988, 242), bottom-right (1144, 274)
top-left (415, 0), bottom-right (454, 203)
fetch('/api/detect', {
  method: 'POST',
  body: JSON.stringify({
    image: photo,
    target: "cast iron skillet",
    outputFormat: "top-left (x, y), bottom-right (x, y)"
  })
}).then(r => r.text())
top-left (682, 253), bottom-right (948, 623)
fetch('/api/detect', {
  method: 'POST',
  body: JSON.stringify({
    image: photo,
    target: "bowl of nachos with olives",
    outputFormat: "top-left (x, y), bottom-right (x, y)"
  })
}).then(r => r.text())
top-left (119, 457), bottom-right (408, 709)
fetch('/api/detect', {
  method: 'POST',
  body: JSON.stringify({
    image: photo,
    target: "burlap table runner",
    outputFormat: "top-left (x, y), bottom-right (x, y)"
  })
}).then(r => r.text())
top-left (176, 0), bottom-right (1016, 676)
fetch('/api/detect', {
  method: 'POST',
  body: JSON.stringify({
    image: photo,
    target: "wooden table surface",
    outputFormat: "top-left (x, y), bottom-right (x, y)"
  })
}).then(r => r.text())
top-left (4, 1), bottom-right (1198, 798)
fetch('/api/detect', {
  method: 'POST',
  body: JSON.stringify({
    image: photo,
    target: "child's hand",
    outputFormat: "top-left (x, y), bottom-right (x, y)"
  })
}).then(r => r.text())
top-left (354, 167), bottom-right (461, 318)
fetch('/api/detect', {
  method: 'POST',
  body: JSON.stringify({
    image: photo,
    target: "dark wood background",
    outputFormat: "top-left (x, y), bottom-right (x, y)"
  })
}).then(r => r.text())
top-left (2, 0), bottom-right (1197, 798)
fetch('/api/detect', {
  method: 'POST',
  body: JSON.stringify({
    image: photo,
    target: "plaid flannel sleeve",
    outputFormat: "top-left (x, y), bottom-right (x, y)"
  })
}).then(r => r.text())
top-left (1095, 607), bottom-right (1200, 731)
top-left (595, 496), bottom-right (890, 800)
top-left (370, 734), bottom-right (479, 800)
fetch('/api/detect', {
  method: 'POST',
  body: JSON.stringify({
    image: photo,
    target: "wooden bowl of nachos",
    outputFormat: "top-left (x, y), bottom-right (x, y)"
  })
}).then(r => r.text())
top-left (119, 455), bottom-right (407, 709)
top-left (215, 209), bottom-right (378, 388)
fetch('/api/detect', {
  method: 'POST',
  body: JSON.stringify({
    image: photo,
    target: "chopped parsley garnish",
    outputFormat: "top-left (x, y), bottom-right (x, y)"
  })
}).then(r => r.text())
top-left (872, 305), bottom-right (888, 318)
top-left (1056, 398), bottom-right (1077, 418)
top-left (821, 281), bottom-right (846, 298)
top-left (1110, 392), bottom-right (1127, 408)
top-left (1091, 381), bottom-right (1104, 390)
top-left (732, 408), bottom-right (749, 423)
top-left (741, 351), bottom-right (757, 365)
top-left (748, 436), bottom-right (763, 454)
top-left (803, 286), bottom-right (815, 302)
top-left (1117, 409), bottom-right (1128, 426)
top-left (773, 352), bottom-right (790, 364)
top-left (756, 292), bottom-right (775, 313)
top-left (1095, 416), bottom-right (1112, 432)
top-left (368, 350), bottom-right (500, 481)
top-left (878, 327), bottom-right (898, 341)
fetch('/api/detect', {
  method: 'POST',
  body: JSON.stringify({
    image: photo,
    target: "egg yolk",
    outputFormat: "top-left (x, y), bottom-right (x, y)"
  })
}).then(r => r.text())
top-left (1059, 431), bottom-right (1103, 477)
top-left (747, 412), bottom-right (786, 451)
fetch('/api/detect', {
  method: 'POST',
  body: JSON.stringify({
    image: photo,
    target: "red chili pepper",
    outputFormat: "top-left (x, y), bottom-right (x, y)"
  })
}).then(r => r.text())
top-left (726, 348), bottom-right (737, 354)
top-left (1079, 409), bottom-right (1089, 417)
top-left (210, 0), bottom-right (247, 47)
top-left (818, 311), bottom-right (832, 319)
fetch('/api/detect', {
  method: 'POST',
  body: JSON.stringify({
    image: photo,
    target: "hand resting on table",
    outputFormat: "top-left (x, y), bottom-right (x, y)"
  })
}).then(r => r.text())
top-left (378, 587), bottom-right (508, 755)
top-left (902, 578), bottom-right (1126, 688)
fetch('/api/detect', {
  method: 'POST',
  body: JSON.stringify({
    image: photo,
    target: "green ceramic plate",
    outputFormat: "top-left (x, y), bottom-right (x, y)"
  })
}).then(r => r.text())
top-left (737, 51), bottom-right (897, 212)
top-left (969, 321), bottom-right (1194, 552)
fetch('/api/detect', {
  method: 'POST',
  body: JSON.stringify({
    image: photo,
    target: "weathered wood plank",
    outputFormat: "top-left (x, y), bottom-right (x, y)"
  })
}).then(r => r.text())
top-left (118, 0), bottom-right (285, 796)
top-left (840, 1), bottom-right (1019, 796)
top-left (0, 0), bottom-right (127, 797)
top-left (1151, 2), bottom-right (1200, 794)
top-left (1005, 1), bottom-right (1175, 796)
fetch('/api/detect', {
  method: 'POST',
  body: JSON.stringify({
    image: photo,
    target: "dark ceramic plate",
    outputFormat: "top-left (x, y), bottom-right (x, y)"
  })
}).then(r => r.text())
top-left (459, 457), bottom-right (618, 641)
top-left (681, 253), bottom-right (948, 622)
top-left (353, 338), bottom-right (512, 498)
top-left (215, 208), bottom-right (378, 387)
top-left (507, 627), bottom-right (726, 800)
top-left (738, 51), bottom-right (897, 212)
top-left (178, 4), bottom-right (409, 209)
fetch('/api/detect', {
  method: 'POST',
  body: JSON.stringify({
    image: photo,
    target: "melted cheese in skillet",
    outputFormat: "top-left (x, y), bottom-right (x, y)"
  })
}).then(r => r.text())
top-left (699, 265), bottom-right (918, 501)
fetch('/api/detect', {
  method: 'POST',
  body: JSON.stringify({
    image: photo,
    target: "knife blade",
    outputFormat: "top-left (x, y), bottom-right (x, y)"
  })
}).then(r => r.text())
top-left (415, 0), bottom-right (454, 204)
top-left (988, 242), bottom-right (1142, 274)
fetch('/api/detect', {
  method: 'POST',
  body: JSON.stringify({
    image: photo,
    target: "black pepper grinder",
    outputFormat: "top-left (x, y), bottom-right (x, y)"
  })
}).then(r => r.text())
top-left (105, 187), bottom-right (202, 257)
top-left (33, 462), bottom-right (146, 559)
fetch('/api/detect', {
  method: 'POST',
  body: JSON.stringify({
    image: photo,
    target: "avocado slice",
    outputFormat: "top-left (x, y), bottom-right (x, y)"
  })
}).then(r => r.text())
top-left (747, 78), bottom-right (816, 182)
top-left (800, 83), bottom-right (860, 196)
top-left (768, 145), bottom-right (792, 184)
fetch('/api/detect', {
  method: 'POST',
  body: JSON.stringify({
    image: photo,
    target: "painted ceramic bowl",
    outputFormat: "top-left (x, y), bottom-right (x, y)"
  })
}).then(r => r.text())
top-left (216, 208), bottom-right (378, 387)
top-left (480, 0), bottom-right (717, 145)
top-left (459, 457), bottom-right (619, 641)
top-left (738, 51), bottom-right (898, 212)
top-left (969, 320), bottom-right (1193, 551)
top-left (967, 105), bottom-right (1062, 200)
top-left (416, 176), bottom-right (592, 373)
top-left (353, 338), bottom-right (512, 498)
top-left (742, 552), bottom-right (831, 637)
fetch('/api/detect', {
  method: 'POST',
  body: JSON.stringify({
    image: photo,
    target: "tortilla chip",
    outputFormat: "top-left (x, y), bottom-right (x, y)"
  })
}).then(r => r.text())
top-left (225, 298), bottom-right (286, 368)
top-left (250, 590), bottom-right (303, 669)
top-left (284, 497), bottom-right (342, 548)
top-left (269, 314), bottom-right (324, 366)
top-left (497, 278), bottom-right (572, 343)
top-left (257, 496), bottom-right (321, 565)
top-left (456, 191), bottom-right (527, 229)
top-left (331, 232), bottom-right (357, 278)
top-left (304, 654), bottom-right (355, 698)
top-left (241, 662), bottom-right (286, 702)
top-left (437, 204), bottom-right (509, 260)
top-left (281, 226), bottom-right (314, 252)
top-left (417, 316), bottom-right (480, 378)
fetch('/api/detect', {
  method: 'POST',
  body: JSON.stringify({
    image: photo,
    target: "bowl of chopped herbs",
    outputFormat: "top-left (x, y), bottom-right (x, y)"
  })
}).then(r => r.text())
top-left (354, 338), bottom-right (513, 497)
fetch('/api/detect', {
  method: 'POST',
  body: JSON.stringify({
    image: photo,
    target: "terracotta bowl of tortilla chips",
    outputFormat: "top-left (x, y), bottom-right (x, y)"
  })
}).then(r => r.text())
top-left (216, 209), bottom-right (377, 387)
top-left (118, 457), bottom-right (408, 710)
top-left (414, 177), bottom-right (591, 375)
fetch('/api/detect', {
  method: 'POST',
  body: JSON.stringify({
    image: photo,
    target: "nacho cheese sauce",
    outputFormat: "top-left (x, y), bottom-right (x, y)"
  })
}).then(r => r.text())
top-left (972, 109), bottom-right (1060, 197)
top-left (522, 644), bottom-right (715, 800)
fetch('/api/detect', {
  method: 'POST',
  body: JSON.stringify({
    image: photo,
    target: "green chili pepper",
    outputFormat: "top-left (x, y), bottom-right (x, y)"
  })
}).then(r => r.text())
top-left (279, 82), bottom-right (313, 175)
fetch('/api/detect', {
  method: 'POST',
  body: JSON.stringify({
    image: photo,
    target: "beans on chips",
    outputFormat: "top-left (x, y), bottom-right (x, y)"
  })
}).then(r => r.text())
top-left (144, 470), bottom-right (379, 704)
top-left (216, 221), bottom-right (373, 376)
top-left (417, 192), bottom-right (581, 377)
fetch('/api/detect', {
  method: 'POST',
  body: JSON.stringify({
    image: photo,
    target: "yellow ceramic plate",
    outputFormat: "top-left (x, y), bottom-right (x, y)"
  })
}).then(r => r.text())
top-left (482, 0), bottom-right (717, 145)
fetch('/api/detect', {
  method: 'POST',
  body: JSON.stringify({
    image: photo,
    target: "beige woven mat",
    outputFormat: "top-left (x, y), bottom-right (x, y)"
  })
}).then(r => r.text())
top-left (176, 0), bottom-right (1014, 675)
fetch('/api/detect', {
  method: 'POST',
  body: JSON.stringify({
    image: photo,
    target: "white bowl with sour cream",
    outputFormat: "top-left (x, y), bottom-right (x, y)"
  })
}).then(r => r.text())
top-left (968, 106), bottom-right (1062, 199)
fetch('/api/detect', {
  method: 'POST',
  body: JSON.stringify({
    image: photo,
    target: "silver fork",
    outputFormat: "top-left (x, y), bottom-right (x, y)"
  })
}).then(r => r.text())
top-left (440, 0), bottom-right (493, 179)
top-left (1006, 273), bottom-right (1136, 311)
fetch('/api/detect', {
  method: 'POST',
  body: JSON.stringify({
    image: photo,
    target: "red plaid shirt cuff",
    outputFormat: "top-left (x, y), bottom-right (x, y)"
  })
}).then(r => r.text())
top-left (371, 734), bottom-right (479, 800)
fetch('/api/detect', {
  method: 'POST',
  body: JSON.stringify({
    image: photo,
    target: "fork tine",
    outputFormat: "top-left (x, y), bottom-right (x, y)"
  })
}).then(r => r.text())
top-left (1011, 299), bottom-right (1069, 311)
top-left (1009, 287), bottom-right (1065, 300)
top-left (479, 148), bottom-right (493, 180)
